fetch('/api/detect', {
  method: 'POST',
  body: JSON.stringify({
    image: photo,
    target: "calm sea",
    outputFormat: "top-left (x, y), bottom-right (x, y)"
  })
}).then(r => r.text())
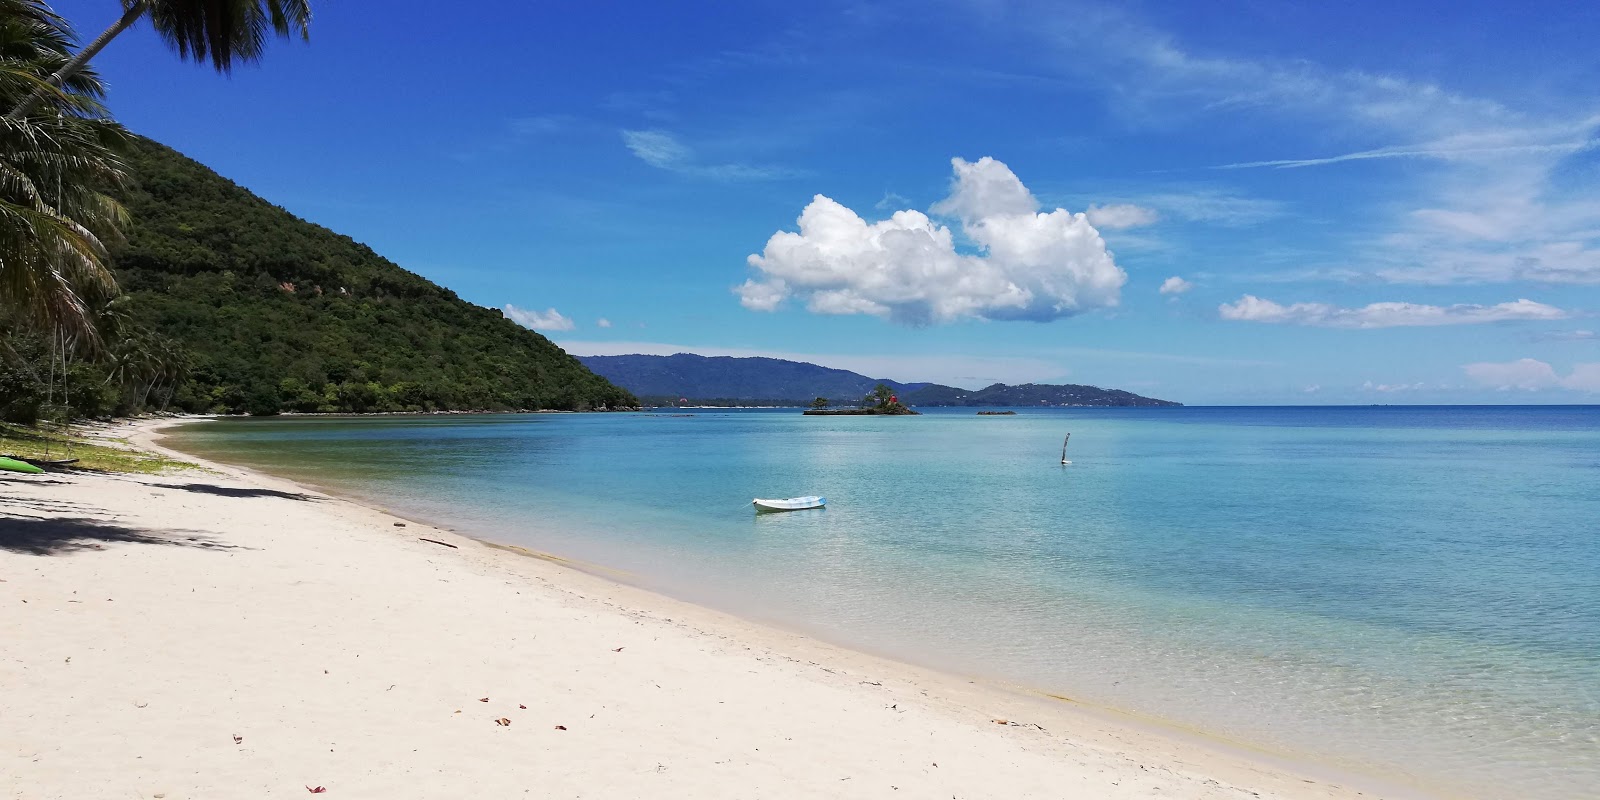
top-left (167, 406), bottom-right (1600, 798)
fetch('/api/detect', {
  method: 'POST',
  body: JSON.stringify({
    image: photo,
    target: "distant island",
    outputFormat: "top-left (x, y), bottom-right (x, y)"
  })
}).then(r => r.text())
top-left (802, 386), bottom-right (918, 415)
top-left (577, 353), bottom-right (1180, 408)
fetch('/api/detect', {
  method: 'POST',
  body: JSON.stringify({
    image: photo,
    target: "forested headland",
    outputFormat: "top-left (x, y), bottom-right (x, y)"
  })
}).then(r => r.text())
top-left (2, 136), bottom-right (636, 420)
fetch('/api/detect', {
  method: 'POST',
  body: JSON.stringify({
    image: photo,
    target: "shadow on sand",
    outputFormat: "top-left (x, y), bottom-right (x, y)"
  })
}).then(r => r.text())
top-left (162, 482), bottom-right (319, 502)
top-left (0, 516), bottom-right (243, 557)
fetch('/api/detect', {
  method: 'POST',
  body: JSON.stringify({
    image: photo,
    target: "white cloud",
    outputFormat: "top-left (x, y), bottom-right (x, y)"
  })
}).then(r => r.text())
top-left (738, 156), bottom-right (1127, 325)
top-left (503, 304), bottom-right (576, 332)
top-left (1219, 295), bottom-right (1567, 329)
top-left (621, 129), bottom-right (793, 181)
top-left (1462, 359), bottom-right (1600, 392)
top-left (597, 318), bottom-right (613, 328)
top-left (1361, 381), bottom-right (1426, 393)
top-left (1159, 276), bottom-right (1193, 295)
top-left (1085, 203), bottom-right (1157, 229)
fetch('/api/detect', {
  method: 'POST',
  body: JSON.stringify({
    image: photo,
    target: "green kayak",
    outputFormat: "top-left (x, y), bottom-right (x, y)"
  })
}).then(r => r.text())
top-left (0, 456), bottom-right (45, 474)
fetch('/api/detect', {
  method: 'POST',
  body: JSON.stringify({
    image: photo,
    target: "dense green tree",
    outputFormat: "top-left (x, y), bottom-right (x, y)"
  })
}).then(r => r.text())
top-left (7, 0), bottom-right (312, 120)
top-left (809, 396), bottom-right (828, 409)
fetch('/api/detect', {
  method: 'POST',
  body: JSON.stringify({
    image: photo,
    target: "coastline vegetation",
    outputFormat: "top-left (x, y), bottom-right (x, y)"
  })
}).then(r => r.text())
top-left (0, 419), bottom-right (191, 473)
top-left (803, 383), bottom-right (919, 415)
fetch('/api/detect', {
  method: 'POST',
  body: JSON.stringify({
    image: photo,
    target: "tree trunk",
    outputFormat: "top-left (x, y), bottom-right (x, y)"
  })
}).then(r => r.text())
top-left (5, 1), bottom-right (151, 121)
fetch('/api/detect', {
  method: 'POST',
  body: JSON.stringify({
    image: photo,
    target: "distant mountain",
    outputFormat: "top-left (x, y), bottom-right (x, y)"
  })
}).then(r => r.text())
top-left (900, 382), bottom-right (1178, 407)
top-left (577, 353), bottom-right (927, 404)
top-left (577, 353), bottom-right (1179, 407)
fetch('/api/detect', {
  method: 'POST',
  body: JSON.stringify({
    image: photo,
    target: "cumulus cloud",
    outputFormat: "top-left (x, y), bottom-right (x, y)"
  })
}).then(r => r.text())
top-left (503, 304), bottom-right (576, 332)
top-left (1218, 295), bottom-right (1567, 328)
top-left (597, 318), bottom-right (613, 329)
top-left (1462, 359), bottom-right (1600, 392)
top-left (738, 157), bottom-right (1127, 325)
top-left (1085, 203), bottom-right (1158, 229)
top-left (1159, 276), bottom-right (1193, 295)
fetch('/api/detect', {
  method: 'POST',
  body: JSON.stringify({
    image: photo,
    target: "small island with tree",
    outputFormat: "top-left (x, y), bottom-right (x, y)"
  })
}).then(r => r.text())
top-left (803, 384), bottom-right (920, 415)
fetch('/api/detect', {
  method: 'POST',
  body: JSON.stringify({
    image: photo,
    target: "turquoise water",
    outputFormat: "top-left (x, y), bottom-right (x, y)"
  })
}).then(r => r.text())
top-left (168, 407), bottom-right (1600, 798)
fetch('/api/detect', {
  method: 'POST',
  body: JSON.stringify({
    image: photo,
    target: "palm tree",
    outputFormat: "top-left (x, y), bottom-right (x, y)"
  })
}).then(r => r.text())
top-left (0, 0), bottom-right (129, 339)
top-left (6, 0), bottom-right (312, 121)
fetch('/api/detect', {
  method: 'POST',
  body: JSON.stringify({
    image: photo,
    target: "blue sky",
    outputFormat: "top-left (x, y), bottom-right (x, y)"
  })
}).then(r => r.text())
top-left (55, 0), bottom-right (1600, 403)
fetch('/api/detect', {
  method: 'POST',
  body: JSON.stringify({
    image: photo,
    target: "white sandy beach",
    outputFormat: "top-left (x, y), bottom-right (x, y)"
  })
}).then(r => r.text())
top-left (0, 418), bottom-right (1394, 799)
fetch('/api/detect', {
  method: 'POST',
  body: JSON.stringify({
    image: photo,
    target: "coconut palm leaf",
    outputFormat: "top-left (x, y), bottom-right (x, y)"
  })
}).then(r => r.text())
top-left (6, 0), bottom-right (311, 120)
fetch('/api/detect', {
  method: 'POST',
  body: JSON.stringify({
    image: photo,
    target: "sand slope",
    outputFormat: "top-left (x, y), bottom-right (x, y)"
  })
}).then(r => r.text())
top-left (0, 421), bottom-right (1384, 799)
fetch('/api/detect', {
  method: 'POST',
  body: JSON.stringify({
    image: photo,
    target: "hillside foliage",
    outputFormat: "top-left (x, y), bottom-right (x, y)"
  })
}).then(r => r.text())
top-left (84, 137), bottom-right (635, 415)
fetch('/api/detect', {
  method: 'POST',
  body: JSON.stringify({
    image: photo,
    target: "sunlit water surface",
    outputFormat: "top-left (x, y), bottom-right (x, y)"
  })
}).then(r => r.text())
top-left (169, 407), bottom-right (1600, 798)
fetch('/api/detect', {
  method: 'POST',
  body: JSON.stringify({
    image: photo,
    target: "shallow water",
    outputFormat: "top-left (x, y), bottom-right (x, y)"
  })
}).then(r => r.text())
top-left (169, 406), bottom-right (1600, 798)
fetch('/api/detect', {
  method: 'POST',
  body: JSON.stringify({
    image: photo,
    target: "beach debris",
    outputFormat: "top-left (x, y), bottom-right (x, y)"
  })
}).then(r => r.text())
top-left (554, 725), bottom-right (567, 730)
top-left (306, 787), bottom-right (326, 794)
top-left (495, 718), bottom-right (511, 726)
top-left (392, 522), bottom-right (406, 527)
top-left (612, 646), bottom-right (624, 652)
top-left (519, 704), bottom-right (527, 709)
top-left (992, 719), bottom-right (1009, 725)
top-left (418, 537), bottom-right (457, 549)
top-left (478, 697), bottom-right (489, 702)
top-left (233, 734), bottom-right (243, 744)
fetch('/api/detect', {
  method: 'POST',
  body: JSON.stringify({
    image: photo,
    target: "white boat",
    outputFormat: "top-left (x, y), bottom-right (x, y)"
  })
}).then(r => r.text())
top-left (753, 496), bottom-right (826, 512)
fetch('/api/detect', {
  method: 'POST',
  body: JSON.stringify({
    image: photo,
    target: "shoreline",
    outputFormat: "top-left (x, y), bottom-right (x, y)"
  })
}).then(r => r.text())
top-left (2, 415), bottom-right (1427, 799)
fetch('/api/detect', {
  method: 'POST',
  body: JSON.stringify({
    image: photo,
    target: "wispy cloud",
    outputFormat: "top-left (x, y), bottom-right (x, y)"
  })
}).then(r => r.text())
top-left (982, 2), bottom-right (1600, 286)
top-left (1361, 381), bottom-right (1427, 393)
top-left (621, 129), bottom-right (797, 181)
top-left (1140, 191), bottom-right (1284, 226)
top-left (1463, 359), bottom-right (1600, 392)
top-left (503, 304), bottom-right (576, 331)
top-left (1217, 138), bottom-right (1600, 170)
top-left (1539, 329), bottom-right (1596, 341)
top-left (510, 114), bottom-right (580, 137)
top-left (1219, 295), bottom-right (1569, 328)
top-left (875, 191), bottom-right (912, 211)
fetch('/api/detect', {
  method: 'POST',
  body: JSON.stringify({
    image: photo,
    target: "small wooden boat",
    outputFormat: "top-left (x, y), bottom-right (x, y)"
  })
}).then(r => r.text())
top-left (753, 496), bottom-right (826, 512)
top-left (0, 456), bottom-right (45, 474)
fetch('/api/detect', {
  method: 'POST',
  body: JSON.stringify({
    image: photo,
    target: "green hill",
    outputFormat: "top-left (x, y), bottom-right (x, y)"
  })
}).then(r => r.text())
top-left (109, 137), bottom-right (635, 415)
